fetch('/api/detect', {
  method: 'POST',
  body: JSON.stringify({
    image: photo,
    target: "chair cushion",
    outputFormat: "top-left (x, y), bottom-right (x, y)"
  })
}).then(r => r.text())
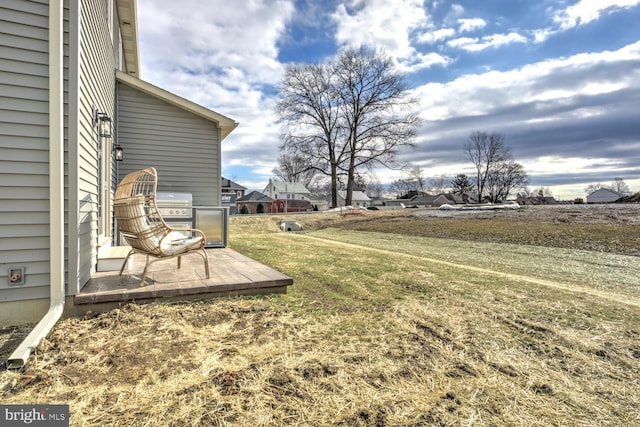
top-left (160, 231), bottom-right (203, 255)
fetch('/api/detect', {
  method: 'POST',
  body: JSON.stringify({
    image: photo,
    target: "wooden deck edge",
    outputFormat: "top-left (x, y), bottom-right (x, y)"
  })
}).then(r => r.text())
top-left (74, 278), bottom-right (293, 305)
top-left (67, 285), bottom-right (289, 318)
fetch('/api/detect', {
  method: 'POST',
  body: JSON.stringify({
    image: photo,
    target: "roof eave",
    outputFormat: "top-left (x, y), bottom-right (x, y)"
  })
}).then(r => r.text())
top-left (117, 0), bottom-right (141, 78)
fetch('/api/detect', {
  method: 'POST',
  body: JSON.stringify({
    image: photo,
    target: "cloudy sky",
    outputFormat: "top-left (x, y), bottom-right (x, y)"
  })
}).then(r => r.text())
top-left (136, 0), bottom-right (640, 199)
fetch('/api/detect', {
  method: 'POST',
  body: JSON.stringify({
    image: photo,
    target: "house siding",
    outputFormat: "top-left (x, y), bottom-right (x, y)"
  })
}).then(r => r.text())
top-left (0, 0), bottom-right (70, 302)
top-left (116, 82), bottom-right (222, 206)
top-left (76, 0), bottom-right (117, 287)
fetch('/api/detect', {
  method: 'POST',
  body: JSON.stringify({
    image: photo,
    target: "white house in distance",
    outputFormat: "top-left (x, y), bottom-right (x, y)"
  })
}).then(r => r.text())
top-left (221, 177), bottom-right (247, 215)
top-left (586, 188), bottom-right (622, 203)
top-left (264, 179), bottom-right (313, 201)
top-left (337, 190), bottom-right (371, 208)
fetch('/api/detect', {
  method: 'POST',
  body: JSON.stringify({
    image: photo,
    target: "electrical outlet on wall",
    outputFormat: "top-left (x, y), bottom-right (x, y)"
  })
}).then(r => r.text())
top-left (8, 267), bottom-right (25, 285)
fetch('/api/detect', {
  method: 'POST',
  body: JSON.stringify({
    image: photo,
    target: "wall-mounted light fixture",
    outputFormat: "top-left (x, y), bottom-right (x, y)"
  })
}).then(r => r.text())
top-left (93, 109), bottom-right (112, 138)
top-left (113, 144), bottom-right (124, 161)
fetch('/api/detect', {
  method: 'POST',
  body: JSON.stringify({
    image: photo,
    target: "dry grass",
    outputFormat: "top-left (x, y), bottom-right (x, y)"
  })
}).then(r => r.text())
top-left (1, 206), bottom-right (640, 426)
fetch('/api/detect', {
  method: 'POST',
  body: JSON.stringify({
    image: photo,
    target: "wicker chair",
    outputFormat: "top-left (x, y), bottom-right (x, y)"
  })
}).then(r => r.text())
top-left (113, 167), bottom-right (210, 285)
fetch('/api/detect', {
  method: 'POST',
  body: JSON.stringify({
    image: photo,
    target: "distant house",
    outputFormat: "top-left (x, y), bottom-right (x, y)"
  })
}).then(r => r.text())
top-left (264, 179), bottom-right (313, 201)
top-left (586, 188), bottom-right (622, 204)
top-left (221, 177), bottom-right (247, 214)
top-left (410, 194), bottom-right (454, 207)
top-left (398, 190), bottom-right (424, 200)
top-left (236, 191), bottom-right (274, 214)
top-left (337, 191), bottom-right (371, 208)
top-left (449, 193), bottom-right (470, 204)
top-left (221, 177), bottom-right (247, 199)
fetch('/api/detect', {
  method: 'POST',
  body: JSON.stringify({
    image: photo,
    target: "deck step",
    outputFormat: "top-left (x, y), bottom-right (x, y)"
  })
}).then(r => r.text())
top-left (97, 246), bottom-right (131, 272)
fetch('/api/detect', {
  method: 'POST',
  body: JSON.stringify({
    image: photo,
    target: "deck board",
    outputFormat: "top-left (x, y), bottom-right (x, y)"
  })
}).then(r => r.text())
top-left (75, 248), bottom-right (294, 306)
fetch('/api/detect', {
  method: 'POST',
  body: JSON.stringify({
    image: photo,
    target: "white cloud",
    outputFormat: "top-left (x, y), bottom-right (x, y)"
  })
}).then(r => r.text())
top-left (138, 0), bottom-right (295, 86)
top-left (416, 41), bottom-right (640, 121)
top-left (457, 18), bottom-right (487, 32)
top-left (447, 32), bottom-right (527, 52)
top-left (331, 0), bottom-right (446, 72)
top-left (554, 0), bottom-right (640, 29)
top-left (398, 52), bottom-right (451, 73)
top-left (531, 1), bottom-right (640, 43)
top-left (532, 28), bottom-right (554, 43)
top-left (417, 28), bottom-right (456, 44)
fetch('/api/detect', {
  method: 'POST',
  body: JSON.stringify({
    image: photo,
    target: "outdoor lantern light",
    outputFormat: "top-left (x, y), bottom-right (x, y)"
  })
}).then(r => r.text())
top-left (98, 114), bottom-right (112, 138)
top-left (113, 144), bottom-right (124, 161)
top-left (93, 108), bottom-right (112, 138)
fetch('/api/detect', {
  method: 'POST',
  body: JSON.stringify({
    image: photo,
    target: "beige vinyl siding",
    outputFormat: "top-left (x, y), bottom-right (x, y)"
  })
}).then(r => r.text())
top-left (76, 0), bottom-right (117, 286)
top-left (0, 0), bottom-right (53, 300)
top-left (116, 83), bottom-right (222, 206)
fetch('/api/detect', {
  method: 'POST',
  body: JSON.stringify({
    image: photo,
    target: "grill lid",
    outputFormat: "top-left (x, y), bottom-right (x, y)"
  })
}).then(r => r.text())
top-left (156, 192), bottom-right (193, 206)
top-left (156, 192), bottom-right (193, 219)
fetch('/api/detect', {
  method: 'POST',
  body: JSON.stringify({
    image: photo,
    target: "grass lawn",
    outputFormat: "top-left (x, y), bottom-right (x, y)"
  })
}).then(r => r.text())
top-left (1, 208), bottom-right (639, 426)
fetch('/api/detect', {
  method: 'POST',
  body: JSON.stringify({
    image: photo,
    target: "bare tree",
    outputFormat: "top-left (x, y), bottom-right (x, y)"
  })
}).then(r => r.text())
top-left (388, 178), bottom-right (415, 198)
top-left (465, 131), bottom-right (510, 200)
top-left (403, 165), bottom-right (427, 194)
top-left (485, 159), bottom-right (528, 202)
top-left (365, 178), bottom-right (385, 198)
top-left (272, 153), bottom-right (320, 189)
top-left (388, 165), bottom-right (427, 198)
top-left (611, 177), bottom-right (630, 195)
top-left (277, 62), bottom-right (345, 207)
top-left (531, 186), bottom-right (553, 199)
top-left (519, 186), bottom-right (553, 202)
top-left (428, 175), bottom-right (449, 194)
top-left (334, 48), bottom-right (421, 205)
top-left (278, 48), bottom-right (421, 207)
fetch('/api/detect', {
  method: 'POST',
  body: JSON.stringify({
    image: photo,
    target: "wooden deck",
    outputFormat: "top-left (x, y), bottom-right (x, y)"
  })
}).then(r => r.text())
top-left (75, 248), bottom-right (293, 308)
